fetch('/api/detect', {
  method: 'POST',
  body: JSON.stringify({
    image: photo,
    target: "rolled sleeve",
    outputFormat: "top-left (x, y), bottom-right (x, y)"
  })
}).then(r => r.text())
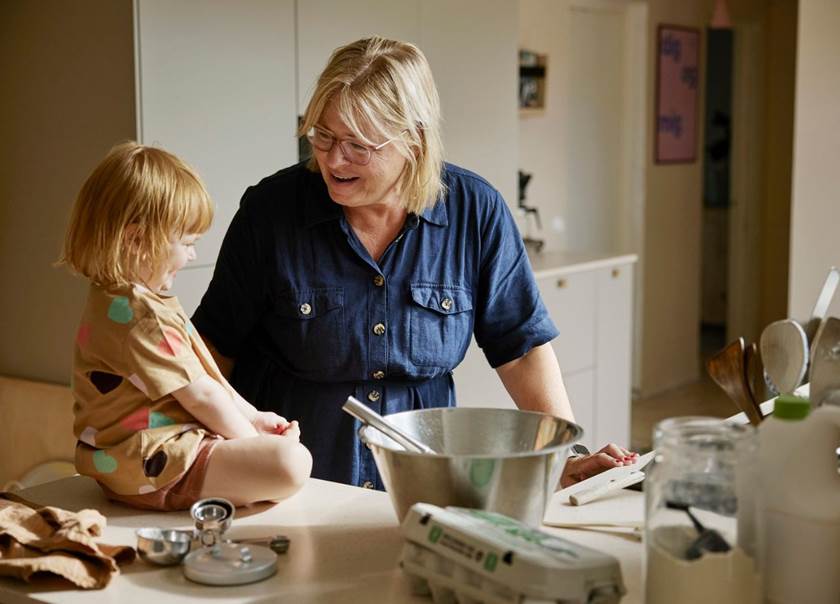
top-left (473, 192), bottom-right (558, 368)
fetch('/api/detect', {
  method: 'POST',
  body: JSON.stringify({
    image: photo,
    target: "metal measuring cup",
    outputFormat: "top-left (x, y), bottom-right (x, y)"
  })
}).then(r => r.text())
top-left (190, 497), bottom-right (235, 550)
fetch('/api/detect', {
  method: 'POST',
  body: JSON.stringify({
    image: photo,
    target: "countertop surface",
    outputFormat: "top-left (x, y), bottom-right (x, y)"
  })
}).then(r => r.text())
top-left (527, 250), bottom-right (638, 278)
top-left (0, 476), bottom-right (645, 603)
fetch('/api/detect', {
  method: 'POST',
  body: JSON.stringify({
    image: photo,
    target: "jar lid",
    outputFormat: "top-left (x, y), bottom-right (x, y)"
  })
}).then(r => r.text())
top-left (182, 542), bottom-right (277, 585)
top-left (773, 395), bottom-right (810, 420)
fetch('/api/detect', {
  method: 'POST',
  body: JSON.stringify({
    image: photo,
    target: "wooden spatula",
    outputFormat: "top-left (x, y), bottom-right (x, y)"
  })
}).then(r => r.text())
top-left (707, 337), bottom-right (763, 426)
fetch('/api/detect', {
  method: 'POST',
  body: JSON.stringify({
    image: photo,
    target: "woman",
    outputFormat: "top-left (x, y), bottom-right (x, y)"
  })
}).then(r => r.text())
top-left (192, 37), bottom-right (634, 489)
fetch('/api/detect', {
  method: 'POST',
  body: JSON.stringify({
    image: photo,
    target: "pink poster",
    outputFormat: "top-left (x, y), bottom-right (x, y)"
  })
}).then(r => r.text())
top-left (655, 25), bottom-right (700, 164)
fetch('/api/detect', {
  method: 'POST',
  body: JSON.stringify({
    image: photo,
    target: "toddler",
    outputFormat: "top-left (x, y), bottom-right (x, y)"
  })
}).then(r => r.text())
top-left (60, 142), bottom-right (312, 510)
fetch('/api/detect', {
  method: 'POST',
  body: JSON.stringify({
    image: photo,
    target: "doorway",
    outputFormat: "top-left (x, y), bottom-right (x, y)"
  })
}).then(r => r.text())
top-left (700, 28), bottom-right (734, 361)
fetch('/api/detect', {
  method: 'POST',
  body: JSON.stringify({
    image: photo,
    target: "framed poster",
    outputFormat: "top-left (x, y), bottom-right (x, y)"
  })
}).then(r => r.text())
top-left (655, 25), bottom-right (700, 164)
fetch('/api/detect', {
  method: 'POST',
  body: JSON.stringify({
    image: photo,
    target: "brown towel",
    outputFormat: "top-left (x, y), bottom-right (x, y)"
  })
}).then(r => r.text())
top-left (0, 492), bottom-right (135, 589)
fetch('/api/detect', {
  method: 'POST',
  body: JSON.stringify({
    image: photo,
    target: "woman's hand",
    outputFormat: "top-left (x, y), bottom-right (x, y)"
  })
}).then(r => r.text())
top-left (559, 443), bottom-right (638, 489)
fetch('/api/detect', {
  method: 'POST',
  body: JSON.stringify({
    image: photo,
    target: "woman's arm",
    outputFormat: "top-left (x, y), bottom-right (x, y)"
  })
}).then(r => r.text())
top-left (496, 343), bottom-right (636, 487)
top-left (172, 375), bottom-right (258, 439)
top-left (495, 342), bottom-right (574, 420)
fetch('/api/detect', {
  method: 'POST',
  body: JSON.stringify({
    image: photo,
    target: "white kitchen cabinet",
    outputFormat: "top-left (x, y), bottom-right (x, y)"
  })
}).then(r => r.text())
top-left (453, 252), bottom-right (637, 451)
top-left (135, 0), bottom-right (299, 301)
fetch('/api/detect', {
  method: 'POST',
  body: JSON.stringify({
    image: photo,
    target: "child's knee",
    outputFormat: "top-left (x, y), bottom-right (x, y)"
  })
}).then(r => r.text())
top-left (269, 439), bottom-right (312, 494)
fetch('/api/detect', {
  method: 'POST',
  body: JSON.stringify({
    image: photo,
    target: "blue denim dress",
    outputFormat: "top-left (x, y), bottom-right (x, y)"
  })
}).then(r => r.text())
top-left (192, 162), bottom-right (558, 488)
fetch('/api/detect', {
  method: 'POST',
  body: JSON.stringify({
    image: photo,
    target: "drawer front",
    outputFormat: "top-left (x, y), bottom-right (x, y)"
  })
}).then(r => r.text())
top-left (537, 271), bottom-right (596, 375)
top-left (595, 264), bottom-right (633, 446)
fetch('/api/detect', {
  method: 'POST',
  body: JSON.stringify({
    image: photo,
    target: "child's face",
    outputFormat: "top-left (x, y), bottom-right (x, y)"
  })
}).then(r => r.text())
top-left (142, 233), bottom-right (199, 293)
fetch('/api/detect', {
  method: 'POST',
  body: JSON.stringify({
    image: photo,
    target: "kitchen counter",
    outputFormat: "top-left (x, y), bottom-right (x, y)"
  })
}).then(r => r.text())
top-left (0, 476), bottom-right (645, 603)
top-left (527, 250), bottom-right (637, 278)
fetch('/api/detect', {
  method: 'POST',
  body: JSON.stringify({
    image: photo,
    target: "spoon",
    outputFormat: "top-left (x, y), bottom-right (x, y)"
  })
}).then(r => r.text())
top-left (760, 319), bottom-right (809, 395)
top-left (809, 317), bottom-right (840, 408)
top-left (707, 337), bottom-right (764, 426)
top-left (342, 396), bottom-right (437, 454)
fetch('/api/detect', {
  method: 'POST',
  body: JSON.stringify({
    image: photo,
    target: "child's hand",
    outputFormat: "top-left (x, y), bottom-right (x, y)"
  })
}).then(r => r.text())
top-left (280, 420), bottom-right (300, 441)
top-left (252, 411), bottom-right (290, 434)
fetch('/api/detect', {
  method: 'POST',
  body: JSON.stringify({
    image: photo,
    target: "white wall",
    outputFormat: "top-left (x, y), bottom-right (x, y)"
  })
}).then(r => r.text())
top-left (789, 0), bottom-right (840, 320)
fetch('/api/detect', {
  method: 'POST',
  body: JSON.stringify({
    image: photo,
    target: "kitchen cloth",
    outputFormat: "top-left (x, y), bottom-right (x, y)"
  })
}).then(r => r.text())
top-left (0, 492), bottom-right (135, 589)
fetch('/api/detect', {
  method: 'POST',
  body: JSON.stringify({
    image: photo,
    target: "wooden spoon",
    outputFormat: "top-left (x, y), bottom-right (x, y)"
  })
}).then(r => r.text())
top-left (706, 337), bottom-right (763, 426)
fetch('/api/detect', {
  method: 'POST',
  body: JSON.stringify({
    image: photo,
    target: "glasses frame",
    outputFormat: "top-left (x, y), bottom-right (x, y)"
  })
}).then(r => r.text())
top-left (306, 126), bottom-right (408, 166)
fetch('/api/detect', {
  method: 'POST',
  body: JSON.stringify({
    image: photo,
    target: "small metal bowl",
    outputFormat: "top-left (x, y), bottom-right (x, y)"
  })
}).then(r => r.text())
top-left (136, 527), bottom-right (194, 566)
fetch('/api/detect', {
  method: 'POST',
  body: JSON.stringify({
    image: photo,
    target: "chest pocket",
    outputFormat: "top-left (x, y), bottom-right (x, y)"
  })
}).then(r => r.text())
top-left (409, 284), bottom-right (474, 368)
top-left (269, 288), bottom-right (345, 374)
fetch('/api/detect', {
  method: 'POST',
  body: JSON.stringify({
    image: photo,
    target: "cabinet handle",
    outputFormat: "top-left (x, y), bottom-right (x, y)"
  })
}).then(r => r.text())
top-left (611, 268), bottom-right (620, 278)
top-left (556, 278), bottom-right (567, 289)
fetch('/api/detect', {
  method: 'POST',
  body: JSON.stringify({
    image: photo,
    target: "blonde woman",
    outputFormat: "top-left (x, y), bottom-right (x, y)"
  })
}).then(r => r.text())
top-left (193, 37), bottom-right (634, 489)
top-left (61, 142), bottom-right (312, 509)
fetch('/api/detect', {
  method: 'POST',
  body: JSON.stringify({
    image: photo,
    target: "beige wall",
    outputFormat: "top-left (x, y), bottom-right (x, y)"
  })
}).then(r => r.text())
top-left (0, 1), bottom-right (136, 384)
top-left (639, 1), bottom-right (708, 396)
top-left (789, 0), bottom-right (840, 319)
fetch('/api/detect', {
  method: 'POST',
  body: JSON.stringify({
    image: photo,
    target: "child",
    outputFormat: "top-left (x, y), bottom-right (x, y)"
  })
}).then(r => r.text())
top-left (59, 142), bottom-right (312, 510)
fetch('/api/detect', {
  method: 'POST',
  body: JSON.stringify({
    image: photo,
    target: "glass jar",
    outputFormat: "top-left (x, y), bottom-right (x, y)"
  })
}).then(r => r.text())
top-left (644, 416), bottom-right (759, 604)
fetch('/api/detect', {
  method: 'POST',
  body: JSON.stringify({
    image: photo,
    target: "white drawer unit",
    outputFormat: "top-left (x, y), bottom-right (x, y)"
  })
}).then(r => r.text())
top-left (453, 252), bottom-right (636, 451)
top-left (539, 270), bottom-right (596, 375)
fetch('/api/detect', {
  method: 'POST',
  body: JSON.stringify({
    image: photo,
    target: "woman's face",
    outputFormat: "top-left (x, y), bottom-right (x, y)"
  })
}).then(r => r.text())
top-left (313, 100), bottom-right (408, 210)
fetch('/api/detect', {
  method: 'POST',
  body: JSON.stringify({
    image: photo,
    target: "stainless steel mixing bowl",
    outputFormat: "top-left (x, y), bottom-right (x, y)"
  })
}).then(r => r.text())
top-left (359, 407), bottom-right (582, 526)
top-left (136, 527), bottom-right (193, 565)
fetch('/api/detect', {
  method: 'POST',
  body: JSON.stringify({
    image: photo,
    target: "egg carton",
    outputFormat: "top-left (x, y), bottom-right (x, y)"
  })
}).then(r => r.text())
top-left (400, 503), bottom-right (624, 604)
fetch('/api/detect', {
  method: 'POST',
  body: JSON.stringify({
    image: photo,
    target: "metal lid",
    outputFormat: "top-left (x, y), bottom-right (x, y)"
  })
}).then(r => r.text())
top-left (182, 542), bottom-right (277, 586)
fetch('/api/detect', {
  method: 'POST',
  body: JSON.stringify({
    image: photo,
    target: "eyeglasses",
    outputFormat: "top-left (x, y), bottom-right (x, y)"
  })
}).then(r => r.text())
top-left (306, 126), bottom-right (407, 166)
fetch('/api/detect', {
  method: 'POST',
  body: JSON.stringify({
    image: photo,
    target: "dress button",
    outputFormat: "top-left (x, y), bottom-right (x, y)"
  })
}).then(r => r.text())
top-left (367, 390), bottom-right (381, 402)
top-left (362, 480), bottom-right (374, 489)
top-left (373, 323), bottom-right (386, 336)
top-left (299, 302), bottom-right (312, 315)
top-left (373, 275), bottom-right (385, 287)
top-left (372, 370), bottom-right (385, 380)
top-left (440, 298), bottom-right (453, 311)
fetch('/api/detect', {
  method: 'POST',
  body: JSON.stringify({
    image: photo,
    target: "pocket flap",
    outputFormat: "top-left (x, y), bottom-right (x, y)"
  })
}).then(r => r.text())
top-left (275, 288), bottom-right (344, 320)
top-left (409, 284), bottom-right (473, 315)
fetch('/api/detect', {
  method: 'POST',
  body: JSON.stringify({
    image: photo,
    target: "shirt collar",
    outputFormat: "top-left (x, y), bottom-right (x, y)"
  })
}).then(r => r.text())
top-left (418, 199), bottom-right (448, 226)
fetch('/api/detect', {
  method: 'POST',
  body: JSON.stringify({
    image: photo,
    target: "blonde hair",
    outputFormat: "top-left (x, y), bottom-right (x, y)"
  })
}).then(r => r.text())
top-left (60, 142), bottom-right (213, 286)
top-left (299, 37), bottom-right (446, 214)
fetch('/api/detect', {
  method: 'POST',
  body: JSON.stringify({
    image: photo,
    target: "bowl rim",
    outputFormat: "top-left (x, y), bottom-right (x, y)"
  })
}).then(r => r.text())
top-left (135, 527), bottom-right (194, 543)
top-left (358, 406), bottom-right (583, 459)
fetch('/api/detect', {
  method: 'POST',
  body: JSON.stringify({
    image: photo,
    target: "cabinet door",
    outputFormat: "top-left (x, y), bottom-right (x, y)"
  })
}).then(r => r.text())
top-left (452, 338), bottom-right (513, 409)
top-left (135, 0), bottom-right (298, 266)
top-left (563, 369), bottom-right (595, 451)
top-left (297, 0), bottom-right (421, 112)
top-left (537, 271), bottom-right (597, 375)
top-left (594, 264), bottom-right (633, 446)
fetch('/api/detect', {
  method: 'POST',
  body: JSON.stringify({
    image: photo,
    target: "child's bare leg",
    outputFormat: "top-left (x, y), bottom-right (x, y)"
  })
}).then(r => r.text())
top-left (199, 435), bottom-right (312, 505)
